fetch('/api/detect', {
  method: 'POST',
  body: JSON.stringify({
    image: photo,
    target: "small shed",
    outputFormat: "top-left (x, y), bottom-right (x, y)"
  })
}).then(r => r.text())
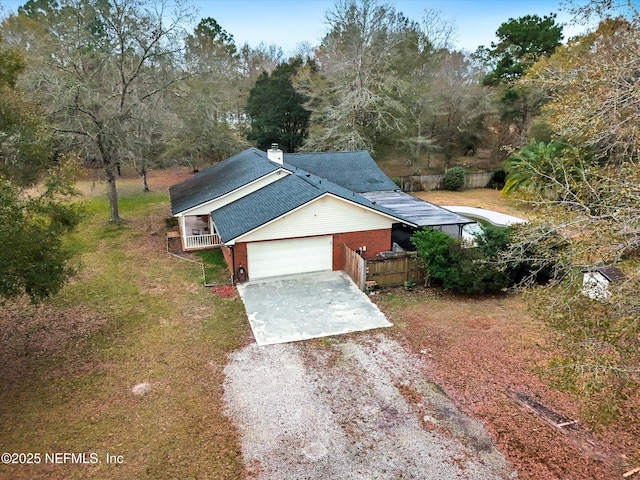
top-left (582, 266), bottom-right (626, 300)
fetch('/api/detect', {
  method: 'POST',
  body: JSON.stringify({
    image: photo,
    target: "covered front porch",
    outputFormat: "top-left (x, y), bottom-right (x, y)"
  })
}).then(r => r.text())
top-left (179, 214), bottom-right (221, 251)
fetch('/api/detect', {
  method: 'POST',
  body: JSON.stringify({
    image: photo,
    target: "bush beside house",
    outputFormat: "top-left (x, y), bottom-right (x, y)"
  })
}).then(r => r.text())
top-left (411, 227), bottom-right (512, 294)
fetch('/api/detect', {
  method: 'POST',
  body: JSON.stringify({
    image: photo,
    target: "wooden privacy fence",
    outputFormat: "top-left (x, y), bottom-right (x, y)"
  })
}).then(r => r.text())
top-left (366, 252), bottom-right (424, 288)
top-left (343, 245), bottom-right (424, 290)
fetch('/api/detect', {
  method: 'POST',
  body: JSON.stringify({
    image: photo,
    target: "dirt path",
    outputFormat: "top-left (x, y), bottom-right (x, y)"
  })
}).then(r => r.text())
top-left (223, 334), bottom-right (515, 479)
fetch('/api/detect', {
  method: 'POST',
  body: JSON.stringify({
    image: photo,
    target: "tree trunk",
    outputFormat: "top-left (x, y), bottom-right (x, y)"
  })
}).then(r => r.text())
top-left (97, 133), bottom-right (121, 223)
top-left (520, 94), bottom-right (528, 134)
top-left (105, 164), bottom-right (121, 223)
top-left (141, 167), bottom-right (149, 192)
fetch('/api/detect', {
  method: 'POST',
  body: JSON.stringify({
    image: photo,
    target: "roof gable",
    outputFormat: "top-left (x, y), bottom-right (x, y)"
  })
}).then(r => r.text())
top-left (169, 148), bottom-right (280, 215)
top-left (284, 151), bottom-right (398, 192)
top-left (212, 174), bottom-right (319, 242)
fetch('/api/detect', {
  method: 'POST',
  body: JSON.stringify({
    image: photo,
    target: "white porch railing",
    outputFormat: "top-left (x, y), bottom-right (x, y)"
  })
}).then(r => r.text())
top-left (184, 233), bottom-right (221, 250)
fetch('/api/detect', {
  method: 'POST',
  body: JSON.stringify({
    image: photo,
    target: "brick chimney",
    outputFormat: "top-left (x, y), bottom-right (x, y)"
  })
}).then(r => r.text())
top-left (267, 143), bottom-right (283, 164)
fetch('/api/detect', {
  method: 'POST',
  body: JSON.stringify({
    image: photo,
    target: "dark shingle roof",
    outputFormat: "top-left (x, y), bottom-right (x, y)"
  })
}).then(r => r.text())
top-left (171, 147), bottom-right (470, 243)
top-left (212, 170), bottom-right (412, 243)
top-left (292, 169), bottom-right (406, 220)
top-left (169, 148), bottom-right (401, 215)
top-left (169, 148), bottom-right (279, 215)
top-left (284, 151), bottom-right (399, 192)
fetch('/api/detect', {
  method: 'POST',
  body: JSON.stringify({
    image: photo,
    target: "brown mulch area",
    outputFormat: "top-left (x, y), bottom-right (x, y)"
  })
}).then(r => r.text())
top-left (376, 288), bottom-right (638, 480)
top-left (413, 189), bottom-right (531, 218)
top-left (211, 285), bottom-right (238, 298)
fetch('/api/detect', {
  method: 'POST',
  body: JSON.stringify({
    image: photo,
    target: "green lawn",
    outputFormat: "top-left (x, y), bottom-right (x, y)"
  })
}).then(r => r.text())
top-left (0, 186), bottom-right (249, 479)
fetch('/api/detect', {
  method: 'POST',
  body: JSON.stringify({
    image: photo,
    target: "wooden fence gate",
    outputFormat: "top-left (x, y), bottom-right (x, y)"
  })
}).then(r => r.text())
top-left (343, 244), bottom-right (366, 290)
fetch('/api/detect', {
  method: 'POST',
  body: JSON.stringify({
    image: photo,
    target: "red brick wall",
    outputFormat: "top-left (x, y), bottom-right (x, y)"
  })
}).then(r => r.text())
top-left (221, 244), bottom-right (248, 282)
top-left (332, 228), bottom-right (392, 270)
top-left (221, 245), bottom-right (234, 275)
top-left (233, 243), bottom-right (248, 279)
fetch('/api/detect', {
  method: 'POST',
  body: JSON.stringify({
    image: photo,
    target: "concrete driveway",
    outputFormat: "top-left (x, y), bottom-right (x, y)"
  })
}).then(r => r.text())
top-left (236, 271), bottom-right (392, 346)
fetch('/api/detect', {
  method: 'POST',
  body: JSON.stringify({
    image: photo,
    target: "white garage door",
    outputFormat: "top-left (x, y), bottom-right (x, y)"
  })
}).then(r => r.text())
top-left (247, 236), bottom-right (333, 279)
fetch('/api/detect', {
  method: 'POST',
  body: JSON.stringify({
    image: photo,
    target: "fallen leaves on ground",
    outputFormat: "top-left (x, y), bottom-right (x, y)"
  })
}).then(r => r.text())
top-left (375, 288), bottom-right (636, 480)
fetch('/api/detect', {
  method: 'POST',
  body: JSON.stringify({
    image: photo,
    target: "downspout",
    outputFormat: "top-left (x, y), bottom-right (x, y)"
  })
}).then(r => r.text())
top-left (231, 245), bottom-right (236, 285)
top-left (179, 215), bottom-right (186, 251)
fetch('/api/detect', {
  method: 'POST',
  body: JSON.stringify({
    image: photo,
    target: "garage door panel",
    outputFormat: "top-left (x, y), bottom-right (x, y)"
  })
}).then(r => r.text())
top-left (247, 236), bottom-right (332, 279)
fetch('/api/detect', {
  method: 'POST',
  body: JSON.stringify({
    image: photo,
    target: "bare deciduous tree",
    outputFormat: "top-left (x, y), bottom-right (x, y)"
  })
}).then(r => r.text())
top-left (8, 0), bottom-right (194, 222)
top-left (300, 0), bottom-right (412, 151)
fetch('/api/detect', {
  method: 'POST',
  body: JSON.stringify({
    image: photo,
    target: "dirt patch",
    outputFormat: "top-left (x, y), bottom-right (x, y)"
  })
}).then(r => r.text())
top-left (223, 334), bottom-right (515, 479)
top-left (375, 290), bottom-right (633, 479)
top-left (73, 165), bottom-right (193, 196)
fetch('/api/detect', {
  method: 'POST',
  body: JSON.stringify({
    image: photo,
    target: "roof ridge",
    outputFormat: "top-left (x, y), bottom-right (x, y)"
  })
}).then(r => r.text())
top-left (293, 167), bottom-right (345, 193)
top-left (248, 146), bottom-right (267, 156)
top-left (286, 150), bottom-right (369, 155)
top-left (291, 167), bottom-right (400, 214)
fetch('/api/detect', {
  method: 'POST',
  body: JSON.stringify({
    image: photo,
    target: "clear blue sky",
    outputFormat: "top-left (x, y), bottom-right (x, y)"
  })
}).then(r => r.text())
top-left (193, 0), bottom-right (588, 54)
top-left (0, 0), bottom-right (588, 54)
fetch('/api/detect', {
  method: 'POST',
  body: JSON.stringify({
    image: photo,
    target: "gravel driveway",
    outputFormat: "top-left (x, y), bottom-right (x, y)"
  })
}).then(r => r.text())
top-left (223, 334), bottom-right (515, 479)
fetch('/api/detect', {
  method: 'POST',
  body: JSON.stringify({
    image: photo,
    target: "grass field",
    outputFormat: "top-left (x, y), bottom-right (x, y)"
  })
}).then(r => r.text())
top-left (0, 171), bottom-right (249, 480)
